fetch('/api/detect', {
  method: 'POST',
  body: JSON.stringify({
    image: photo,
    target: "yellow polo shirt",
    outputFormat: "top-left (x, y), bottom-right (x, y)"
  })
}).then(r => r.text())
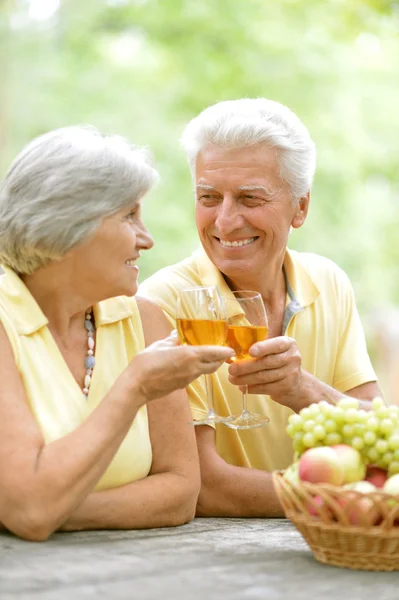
top-left (140, 248), bottom-right (376, 472)
top-left (0, 266), bottom-right (152, 490)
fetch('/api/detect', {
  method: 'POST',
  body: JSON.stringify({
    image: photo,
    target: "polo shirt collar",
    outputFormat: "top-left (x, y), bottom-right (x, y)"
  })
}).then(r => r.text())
top-left (283, 249), bottom-right (319, 309)
top-left (193, 246), bottom-right (319, 310)
top-left (0, 266), bottom-right (48, 335)
top-left (93, 297), bottom-right (133, 326)
top-left (0, 265), bottom-right (133, 335)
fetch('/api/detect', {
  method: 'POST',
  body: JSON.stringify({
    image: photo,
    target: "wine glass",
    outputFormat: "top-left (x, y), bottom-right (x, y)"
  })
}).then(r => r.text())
top-left (224, 290), bottom-right (270, 430)
top-left (176, 286), bottom-right (231, 426)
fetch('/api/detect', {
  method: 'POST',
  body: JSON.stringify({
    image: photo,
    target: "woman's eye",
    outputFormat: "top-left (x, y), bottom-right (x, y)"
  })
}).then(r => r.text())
top-left (125, 209), bottom-right (139, 221)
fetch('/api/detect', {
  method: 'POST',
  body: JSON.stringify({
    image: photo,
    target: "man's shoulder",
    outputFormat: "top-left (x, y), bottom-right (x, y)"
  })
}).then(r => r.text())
top-left (290, 250), bottom-right (352, 291)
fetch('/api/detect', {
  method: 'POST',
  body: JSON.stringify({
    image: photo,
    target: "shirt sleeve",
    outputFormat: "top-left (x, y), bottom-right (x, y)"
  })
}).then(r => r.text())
top-left (332, 272), bottom-right (377, 393)
top-left (0, 301), bottom-right (21, 369)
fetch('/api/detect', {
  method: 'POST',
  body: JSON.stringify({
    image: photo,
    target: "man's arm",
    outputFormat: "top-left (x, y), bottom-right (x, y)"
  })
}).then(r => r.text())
top-left (194, 425), bottom-right (284, 518)
top-left (194, 378), bottom-right (381, 519)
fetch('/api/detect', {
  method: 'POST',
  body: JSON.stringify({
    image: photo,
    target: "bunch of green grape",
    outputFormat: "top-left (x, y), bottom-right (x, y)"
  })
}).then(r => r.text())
top-left (286, 397), bottom-right (399, 476)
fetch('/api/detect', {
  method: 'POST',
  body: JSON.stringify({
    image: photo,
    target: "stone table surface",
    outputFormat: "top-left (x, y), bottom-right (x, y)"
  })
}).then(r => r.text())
top-left (0, 518), bottom-right (398, 600)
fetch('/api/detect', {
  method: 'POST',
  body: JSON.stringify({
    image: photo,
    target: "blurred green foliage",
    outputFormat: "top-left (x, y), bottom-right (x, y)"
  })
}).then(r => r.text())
top-left (0, 0), bottom-right (398, 318)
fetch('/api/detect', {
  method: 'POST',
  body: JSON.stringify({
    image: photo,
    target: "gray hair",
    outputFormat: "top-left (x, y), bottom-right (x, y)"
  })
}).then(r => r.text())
top-left (180, 98), bottom-right (316, 200)
top-left (0, 125), bottom-right (158, 274)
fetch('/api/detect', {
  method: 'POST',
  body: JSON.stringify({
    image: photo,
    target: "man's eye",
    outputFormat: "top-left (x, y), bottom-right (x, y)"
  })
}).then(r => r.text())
top-left (198, 195), bottom-right (218, 204)
top-left (243, 195), bottom-right (266, 205)
top-left (243, 194), bottom-right (264, 201)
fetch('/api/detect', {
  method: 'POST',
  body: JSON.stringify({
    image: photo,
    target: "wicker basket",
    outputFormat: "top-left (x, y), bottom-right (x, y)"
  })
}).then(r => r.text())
top-left (273, 470), bottom-right (399, 571)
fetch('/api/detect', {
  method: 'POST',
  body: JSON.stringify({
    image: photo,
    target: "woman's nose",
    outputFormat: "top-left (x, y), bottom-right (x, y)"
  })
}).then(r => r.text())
top-left (137, 222), bottom-right (154, 250)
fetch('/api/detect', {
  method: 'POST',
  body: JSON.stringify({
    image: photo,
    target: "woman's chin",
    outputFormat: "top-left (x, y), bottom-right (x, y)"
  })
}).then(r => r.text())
top-left (119, 281), bottom-right (138, 298)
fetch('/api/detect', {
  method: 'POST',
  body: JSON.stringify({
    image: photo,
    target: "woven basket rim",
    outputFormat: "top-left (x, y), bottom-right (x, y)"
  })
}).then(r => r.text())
top-left (289, 510), bottom-right (399, 536)
top-left (273, 470), bottom-right (399, 533)
top-left (273, 469), bottom-right (399, 500)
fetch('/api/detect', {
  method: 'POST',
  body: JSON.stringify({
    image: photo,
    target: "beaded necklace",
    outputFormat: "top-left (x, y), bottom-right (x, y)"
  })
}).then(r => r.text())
top-left (83, 308), bottom-right (95, 399)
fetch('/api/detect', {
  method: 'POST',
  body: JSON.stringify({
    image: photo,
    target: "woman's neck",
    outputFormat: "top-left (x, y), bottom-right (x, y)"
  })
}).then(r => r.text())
top-left (21, 261), bottom-right (95, 339)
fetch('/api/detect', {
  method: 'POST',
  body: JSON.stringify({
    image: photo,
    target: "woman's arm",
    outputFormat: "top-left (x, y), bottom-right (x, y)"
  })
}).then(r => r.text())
top-left (60, 298), bottom-right (201, 531)
top-left (59, 393), bottom-right (200, 530)
top-left (0, 308), bottom-right (232, 541)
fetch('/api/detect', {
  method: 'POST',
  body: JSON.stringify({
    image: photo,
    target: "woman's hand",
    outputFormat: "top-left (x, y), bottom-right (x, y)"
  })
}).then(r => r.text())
top-left (129, 330), bottom-right (234, 402)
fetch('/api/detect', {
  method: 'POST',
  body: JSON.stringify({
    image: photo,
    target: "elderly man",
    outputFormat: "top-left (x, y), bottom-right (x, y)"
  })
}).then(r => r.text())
top-left (140, 98), bottom-right (380, 517)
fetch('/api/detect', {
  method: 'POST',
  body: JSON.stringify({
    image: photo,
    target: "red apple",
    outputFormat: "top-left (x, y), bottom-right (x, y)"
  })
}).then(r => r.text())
top-left (341, 481), bottom-right (379, 526)
top-left (307, 495), bottom-right (333, 520)
top-left (365, 466), bottom-right (388, 489)
top-left (331, 444), bottom-right (366, 483)
top-left (299, 447), bottom-right (344, 485)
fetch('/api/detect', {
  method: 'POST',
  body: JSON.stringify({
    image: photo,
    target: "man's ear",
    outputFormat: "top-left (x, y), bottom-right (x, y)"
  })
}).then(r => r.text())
top-left (291, 191), bottom-right (310, 229)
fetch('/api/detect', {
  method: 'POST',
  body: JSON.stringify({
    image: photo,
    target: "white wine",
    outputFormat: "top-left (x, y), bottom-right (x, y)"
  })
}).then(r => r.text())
top-left (177, 318), bottom-right (228, 346)
top-left (227, 325), bottom-right (268, 360)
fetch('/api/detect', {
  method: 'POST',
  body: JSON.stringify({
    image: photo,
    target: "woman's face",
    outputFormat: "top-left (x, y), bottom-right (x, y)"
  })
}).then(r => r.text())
top-left (69, 201), bottom-right (154, 299)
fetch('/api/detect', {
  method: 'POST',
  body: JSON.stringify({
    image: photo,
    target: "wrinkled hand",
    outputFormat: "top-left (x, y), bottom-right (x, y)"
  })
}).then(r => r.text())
top-left (227, 336), bottom-right (306, 411)
top-left (130, 331), bottom-right (235, 403)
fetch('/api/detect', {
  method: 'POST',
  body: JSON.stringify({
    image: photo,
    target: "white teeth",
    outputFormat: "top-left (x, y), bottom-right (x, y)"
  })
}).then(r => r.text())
top-left (125, 259), bottom-right (136, 266)
top-left (219, 237), bottom-right (256, 247)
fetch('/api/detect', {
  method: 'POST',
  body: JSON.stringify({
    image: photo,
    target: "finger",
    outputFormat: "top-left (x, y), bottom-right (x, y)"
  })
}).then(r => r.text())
top-left (199, 359), bottom-right (230, 374)
top-left (195, 346), bottom-right (235, 363)
top-left (228, 366), bottom-right (289, 387)
top-left (249, 336), bottom-right (294, 358)
top-left (158, 330), bottom-right (181, 347)
top-left (229, 350), bottom-right (292, 375)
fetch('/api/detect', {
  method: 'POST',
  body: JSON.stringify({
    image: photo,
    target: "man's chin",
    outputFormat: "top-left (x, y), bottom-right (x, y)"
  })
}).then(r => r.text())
top-left (214, 258), bottom-right (254, 279)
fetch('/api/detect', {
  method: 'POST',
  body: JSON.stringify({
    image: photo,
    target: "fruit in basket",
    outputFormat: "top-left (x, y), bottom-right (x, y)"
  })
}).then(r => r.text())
top-left (307, 495), bottom-right (331, 519)
top-left (365, 466), bottom-right (388, 488)
top-left (298, 447), bottom-right (344, 485)
top-left (331, 444), bottom-right (366, 483)
top-left (341, 481), bottom-right (379, 526)
top-left (283, 461), bottom-right (300, 484)
top-left (286, 397), bottom-right (399, 478)
top-left (383, 474), bottom-right (399, 496)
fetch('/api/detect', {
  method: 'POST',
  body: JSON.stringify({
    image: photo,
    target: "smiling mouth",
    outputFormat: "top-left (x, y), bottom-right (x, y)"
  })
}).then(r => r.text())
top-left (125, 259), bottom-right (138, 266)
top-left (216, 237), bottom-right (258, 248)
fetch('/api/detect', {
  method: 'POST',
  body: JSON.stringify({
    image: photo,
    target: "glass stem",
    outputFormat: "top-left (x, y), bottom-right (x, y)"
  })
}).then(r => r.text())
top-left (242, 385), bottom-right (249, 416)
top-left (205, 374), bottom-right (216, 416)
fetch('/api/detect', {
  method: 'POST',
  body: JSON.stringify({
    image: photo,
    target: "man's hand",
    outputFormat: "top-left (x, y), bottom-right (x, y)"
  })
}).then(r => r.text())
top-left (227, 336), bottom-right (310, 412)
top-left (227, 336), bottom-right (382, 412)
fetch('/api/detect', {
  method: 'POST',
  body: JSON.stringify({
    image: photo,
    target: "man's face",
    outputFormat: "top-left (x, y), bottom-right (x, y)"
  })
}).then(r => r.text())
top-left (194, 143), bottom-right (308, 286)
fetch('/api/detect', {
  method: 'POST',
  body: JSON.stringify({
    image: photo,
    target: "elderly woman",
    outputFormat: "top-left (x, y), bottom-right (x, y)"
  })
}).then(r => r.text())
top-left (0, 126), bottom-right (234, 541)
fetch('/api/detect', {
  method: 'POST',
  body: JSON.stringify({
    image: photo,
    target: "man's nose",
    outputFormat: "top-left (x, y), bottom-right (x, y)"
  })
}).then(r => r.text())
top-left (215, 198), bottom-right (244, 234)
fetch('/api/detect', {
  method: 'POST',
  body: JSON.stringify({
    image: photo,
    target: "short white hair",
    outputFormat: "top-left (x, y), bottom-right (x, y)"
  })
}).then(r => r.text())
top-left (0, 125), bottom-right (158, 274)
top-left (180, 98), bottom-right (316, 199)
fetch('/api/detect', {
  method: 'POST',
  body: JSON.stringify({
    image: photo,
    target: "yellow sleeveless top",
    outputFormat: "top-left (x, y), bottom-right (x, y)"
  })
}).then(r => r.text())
top-left (0, 266), bottom-right (152, 491)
